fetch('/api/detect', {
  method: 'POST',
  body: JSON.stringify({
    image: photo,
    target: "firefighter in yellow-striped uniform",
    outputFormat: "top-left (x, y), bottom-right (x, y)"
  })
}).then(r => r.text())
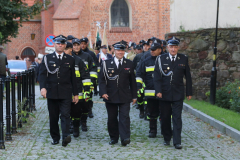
top-left (72, 38), bottom-right (98, 127)
top-left (136, 40), bottom-right (164, 138)
top-left (64, 42), bottom-right (92, 137)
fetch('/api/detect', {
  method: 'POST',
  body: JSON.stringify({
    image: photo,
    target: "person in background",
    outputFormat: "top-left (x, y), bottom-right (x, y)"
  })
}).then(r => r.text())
top-left (0, 45), bottom-right (8, 97)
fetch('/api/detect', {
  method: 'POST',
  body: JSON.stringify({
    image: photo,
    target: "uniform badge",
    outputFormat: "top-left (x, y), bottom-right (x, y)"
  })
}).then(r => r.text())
top-left (152, 74), bottom-right (154, 78)
top-left (53, 56), bottom-right (55, 58)
top-left (164, 70), bottom-right (168, 73)
top-left (112, 70), bottom-right (114, 73)
top-left (178, 57), bottom-right (180, 60)
top-left (109, 74), bottom-right (112, 76)
top-left (166, 57), bottom-right (169, 60)
top-left (64, 56), bottom-right (66, 58)
top-left (111, 61), bottom-right (113, 64)
top-left (108, 70), bottom-right (110, 73)
top-left (53, 64), bottom-right (56, 67)
top-left (167, 67), bottom-right (170, 70)
top-left (124, 61), bottom-right (126, 63)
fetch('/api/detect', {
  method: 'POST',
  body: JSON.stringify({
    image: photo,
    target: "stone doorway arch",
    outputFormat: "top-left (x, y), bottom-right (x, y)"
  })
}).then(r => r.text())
top-left (21, 47), bottom-right (36, 69)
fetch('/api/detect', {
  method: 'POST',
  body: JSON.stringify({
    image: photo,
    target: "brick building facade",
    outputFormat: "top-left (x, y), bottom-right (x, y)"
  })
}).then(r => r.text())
top-left (3, 0), bottom-right (170, 60)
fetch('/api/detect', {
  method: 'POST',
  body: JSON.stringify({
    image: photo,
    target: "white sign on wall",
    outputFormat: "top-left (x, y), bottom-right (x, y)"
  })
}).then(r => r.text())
top-left (45, 47), bottom-right (55, 53)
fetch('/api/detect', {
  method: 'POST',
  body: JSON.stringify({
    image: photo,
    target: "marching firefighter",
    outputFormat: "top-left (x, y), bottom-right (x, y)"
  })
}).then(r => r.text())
top-left (72, 38), bottom-right (98, 121)
top-left (64, 42), bottom-right (91, 136)
top-left (136, 41), bottom-right (163, 138)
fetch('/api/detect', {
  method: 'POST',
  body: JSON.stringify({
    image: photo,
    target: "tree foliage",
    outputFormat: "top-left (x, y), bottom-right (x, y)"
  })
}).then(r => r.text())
top-left (0, 0), bottom-right (49, 44)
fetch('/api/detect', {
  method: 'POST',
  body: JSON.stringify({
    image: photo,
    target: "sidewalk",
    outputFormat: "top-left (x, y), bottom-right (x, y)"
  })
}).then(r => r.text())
top-left (0, 86), bottom-right (240, 159)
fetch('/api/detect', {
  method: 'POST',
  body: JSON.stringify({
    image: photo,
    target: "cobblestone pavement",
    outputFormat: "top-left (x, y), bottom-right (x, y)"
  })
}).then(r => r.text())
top-left (1, 86), bottom-right (240, 160)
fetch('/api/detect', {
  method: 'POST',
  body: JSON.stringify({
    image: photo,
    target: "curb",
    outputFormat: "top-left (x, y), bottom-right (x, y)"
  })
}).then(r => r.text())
top-left (183, 103), bottom-right (240, 142)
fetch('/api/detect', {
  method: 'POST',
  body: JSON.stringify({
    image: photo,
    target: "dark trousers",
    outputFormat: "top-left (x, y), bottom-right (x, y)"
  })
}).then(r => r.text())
top-left (161, 100), bottom-right (183, 145)
top-left (0, 75), bottom-right (6, 92)
top-left (71, 101), bottom-right (88, 120)
top-left (47, 99), bottom-right (71, 141)
top-left (93, 79), bottom-right (98, 93)
top-left (147, 98), bottom-right (160, 119)
top-left (106, 103), bottom-right (130, 141)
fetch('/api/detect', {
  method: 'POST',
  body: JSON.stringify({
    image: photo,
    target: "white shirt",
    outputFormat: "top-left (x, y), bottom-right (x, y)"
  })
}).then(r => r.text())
top-left (114, 57), bottom-right (123, 68)
top-left (55, 52), bottom-right (64, 60)
top-left (169, 53), bottom-right (178, 61)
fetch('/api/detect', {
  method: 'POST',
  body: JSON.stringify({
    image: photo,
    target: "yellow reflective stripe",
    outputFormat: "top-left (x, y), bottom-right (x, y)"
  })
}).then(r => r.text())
top-left (144, 101), bottom-right (147, 104)
top-left (136, 77), bottom-right (143, 84)
top-left (146, 66), bottom-right (155, 72)
top-left (75, 70), bottom-right (80, 77)
top-left (97, 67), bottom-right (100, 73)
top-left (90, 72), bottom-right (98, 78)
top-left (82, 79), bottom-right (92, 86)
top-left (144, 90), bottom-right (155, 97)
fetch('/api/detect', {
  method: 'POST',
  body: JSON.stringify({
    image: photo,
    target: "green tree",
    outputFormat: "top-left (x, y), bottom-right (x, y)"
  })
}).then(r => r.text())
top-left (0, 0), bottom-right (49, 44)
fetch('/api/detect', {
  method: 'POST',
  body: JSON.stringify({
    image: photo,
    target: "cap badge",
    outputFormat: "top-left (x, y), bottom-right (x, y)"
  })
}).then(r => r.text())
top-left (154, 40), bottom-right (157, 43)
top-left (173, 36), bottom-right (176, 40)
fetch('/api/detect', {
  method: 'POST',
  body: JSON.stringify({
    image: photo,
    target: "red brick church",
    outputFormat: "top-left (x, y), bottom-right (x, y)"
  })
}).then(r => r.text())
top-left (3, 0), bottom-right (170, 60)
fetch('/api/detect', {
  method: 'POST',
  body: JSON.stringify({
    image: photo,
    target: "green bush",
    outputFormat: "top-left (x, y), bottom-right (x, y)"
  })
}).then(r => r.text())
top-left (214, 80), bottom-right (240, 112)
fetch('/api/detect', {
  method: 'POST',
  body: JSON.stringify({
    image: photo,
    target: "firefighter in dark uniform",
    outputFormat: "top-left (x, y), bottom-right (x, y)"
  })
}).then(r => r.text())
top-left (80, 38), bottom-right (99, 117)
top-left (39, 35), bottom-right (78, 147)
top-left (72, 38), bottom-right (97, 121)
top-left (99, 42), bottom-right (137, 146)
top-left (136, 41), bottom-right (163, 138)
top-left (132, 44), bottom-right (144, 115)
top-left (64, 42), bottom-right (91, 136)
top-left (154, 36), bottom-right (192, 149)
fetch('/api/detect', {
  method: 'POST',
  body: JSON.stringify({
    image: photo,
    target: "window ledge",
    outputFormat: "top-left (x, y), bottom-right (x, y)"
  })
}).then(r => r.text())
top-left (110, 27), bottom-right (132, 33)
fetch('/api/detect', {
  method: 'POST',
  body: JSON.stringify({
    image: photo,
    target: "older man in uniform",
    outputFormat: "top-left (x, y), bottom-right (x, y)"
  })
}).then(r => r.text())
top-left (99, 42), bottom-right (137, 146)
top-left (154, 36), bottom-right (192, 149)
top-left (39, 35), bottom-right (78, 147)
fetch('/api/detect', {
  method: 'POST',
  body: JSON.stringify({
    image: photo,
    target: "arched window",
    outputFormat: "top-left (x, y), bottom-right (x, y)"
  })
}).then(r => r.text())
top-left (21, 47), bottom-right (36, 62)
top-left (111, 0), bottom-right (129, 27)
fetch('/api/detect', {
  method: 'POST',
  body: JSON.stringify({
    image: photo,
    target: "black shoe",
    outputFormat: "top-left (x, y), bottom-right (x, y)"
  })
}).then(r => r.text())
top-left (121, 138), bottom-right (130, 146)
top-left (164, 141), bottom-right (170, 146)
top-left (73, 127), bottom-right (80, 137)
top-left (51, 140), bottom-right (59, 145)
top-left (109, 140), bottom-right (118, 145)
top-left (62, 135), bottom-right (71, 147)
top-left (139, 110), bottom-right (144, 119)
top-left (148, 132), bottom-right (156, 138)
top-left (81, 122), bottom-right (88, 132)
top-left (88, 112), bottom-right (94, 118)
top-left (174, 144), bottom-right (182, 149)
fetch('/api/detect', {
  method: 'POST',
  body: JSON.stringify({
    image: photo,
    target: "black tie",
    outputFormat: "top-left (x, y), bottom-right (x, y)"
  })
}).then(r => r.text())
top-left (118, 60), bottom-right (122, 70)
top-left (172, 57), bottom-right (175, 65)
top-left (58, 55), bottom-right (61, 63)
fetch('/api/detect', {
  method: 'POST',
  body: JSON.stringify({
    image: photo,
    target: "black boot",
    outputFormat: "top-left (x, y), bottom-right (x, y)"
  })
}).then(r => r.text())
top-left (88, 101), bottom-right (94, 118)
top-left (149, 119), bottom-right (157, 138)
top-left (139, 105), bottom-right (144, 119)
top-left (69, 120), bottom-right (74, 134)
top-left (81, 114), bottom-right (88, 132)
top-left (73, 120), bottom-right (80, 137)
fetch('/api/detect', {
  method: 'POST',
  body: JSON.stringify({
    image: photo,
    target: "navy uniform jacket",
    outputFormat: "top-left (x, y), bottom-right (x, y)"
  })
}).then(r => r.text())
top-left (154, 53), bottom-right (192, 101)
top-left (136, 56), bottom-right (157, 99)
top-left (99, 57), bottom-right (137, 103)
top-left (39, 52), bottom-right (78, 99)
top-left (73, 55), bottom-right (91, 95)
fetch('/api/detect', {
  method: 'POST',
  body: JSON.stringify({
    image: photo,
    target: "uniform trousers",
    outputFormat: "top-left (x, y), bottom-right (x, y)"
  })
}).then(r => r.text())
top-left (161, 100), bottom-right (183, 145)
top-left (147, 98), bottom-right (160, 119)
top-left (105, 103), bottom-right (130, 141)
top-left (71, 101), bottom-right (88, 119)
top-left (47, 99), bottom-right (71, 141)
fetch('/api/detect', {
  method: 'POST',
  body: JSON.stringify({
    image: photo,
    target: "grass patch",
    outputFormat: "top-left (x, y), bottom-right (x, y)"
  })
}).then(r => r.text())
top-left (184, 99), bottom-right (240, 131)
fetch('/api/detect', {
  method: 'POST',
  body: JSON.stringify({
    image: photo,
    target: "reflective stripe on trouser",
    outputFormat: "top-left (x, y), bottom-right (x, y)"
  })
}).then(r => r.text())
top-left (97, 67), bottom-right (100, 73)
top-left (90, 71), bottom-right (98, 78)
top-left (144, 90), bottom-right (155, 97)
top-left (82, 79), bottom-right (92, 86)
top-left (146, 66), bottom-right (155, 72)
